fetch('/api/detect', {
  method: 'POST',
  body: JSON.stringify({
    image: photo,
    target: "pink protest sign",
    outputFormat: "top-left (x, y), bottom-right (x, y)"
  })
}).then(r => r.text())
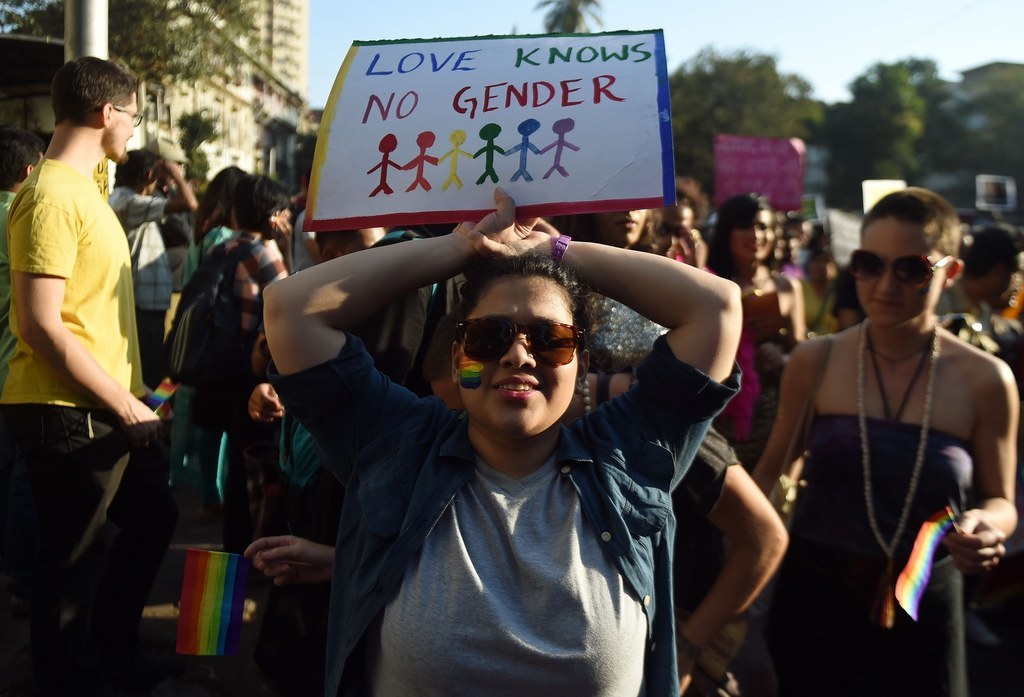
top-left (307, 31), bottom-right (675, 231)
top-left (714, 134), bottom-right (806, 212)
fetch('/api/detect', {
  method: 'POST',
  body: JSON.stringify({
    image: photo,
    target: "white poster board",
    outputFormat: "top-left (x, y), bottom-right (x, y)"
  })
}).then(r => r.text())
top-left (306, 31), bottom-right (674, 231)
top-left (975, 174), bottom-right (1017, 212)
top-left (862, 179), bottom-right (906, 214)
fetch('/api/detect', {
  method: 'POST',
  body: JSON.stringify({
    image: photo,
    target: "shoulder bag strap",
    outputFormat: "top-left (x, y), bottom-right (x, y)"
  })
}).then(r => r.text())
top-left (776, 336), bottom-right (833, 519)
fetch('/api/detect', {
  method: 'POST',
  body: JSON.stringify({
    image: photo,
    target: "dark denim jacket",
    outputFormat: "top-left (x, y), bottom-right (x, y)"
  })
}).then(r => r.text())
top-left (270, 333), bottom-right (739, 697)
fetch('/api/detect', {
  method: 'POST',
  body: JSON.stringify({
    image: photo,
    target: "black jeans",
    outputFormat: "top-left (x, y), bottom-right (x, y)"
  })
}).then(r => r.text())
top-left (135, 306), bottom-right (169, 390)
top-left (3, 404), bottom-right (178, 696)
top-left (196, 379), bottom-right (274, 553)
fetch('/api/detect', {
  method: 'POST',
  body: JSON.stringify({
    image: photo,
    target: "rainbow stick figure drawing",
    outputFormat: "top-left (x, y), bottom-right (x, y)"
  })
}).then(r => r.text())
top-left (539, 118), bottom-right (580, 179)
top-left (367, 133), bottom-right (401, 197)
top-left (473, 123), bottom-right (505, 186)
top-left (439, 129), bottom-right (473, 191)
top-left (402, 131), bottom-right (439, 192)
top-left (504, 118), bottom-right (541, 183)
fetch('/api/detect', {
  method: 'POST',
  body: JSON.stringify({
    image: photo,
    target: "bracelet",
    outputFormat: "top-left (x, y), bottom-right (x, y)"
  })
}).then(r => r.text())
top-left (550, 235), bottom-right (571, 263)
top-left (677, 632), bottom-right (703, 662)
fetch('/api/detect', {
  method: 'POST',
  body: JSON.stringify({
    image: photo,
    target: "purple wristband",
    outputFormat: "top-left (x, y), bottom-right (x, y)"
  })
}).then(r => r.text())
top-left (551, 235), bottom-right (571, 263)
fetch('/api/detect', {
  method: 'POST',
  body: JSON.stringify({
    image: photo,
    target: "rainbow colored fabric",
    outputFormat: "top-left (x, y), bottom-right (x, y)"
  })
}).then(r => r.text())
top-left (143, 377), bottom-right (178, 419)
top-left (894, 506), bottom-right (957, 621)
top-left (176, 548), bottom-right (249, 655)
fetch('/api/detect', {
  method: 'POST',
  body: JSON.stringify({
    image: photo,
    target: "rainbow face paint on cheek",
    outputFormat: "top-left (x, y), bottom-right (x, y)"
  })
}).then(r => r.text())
top-left (459, 358), bottom-right (484, 389)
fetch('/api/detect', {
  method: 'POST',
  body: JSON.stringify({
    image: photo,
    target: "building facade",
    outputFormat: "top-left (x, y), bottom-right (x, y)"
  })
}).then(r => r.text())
top-left (0, 0), bottom-right (311, 191)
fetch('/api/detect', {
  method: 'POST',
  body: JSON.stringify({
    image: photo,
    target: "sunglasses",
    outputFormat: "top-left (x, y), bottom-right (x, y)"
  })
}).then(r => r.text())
top-left (849, 249), bottom-right (952, 287)
top-left (456, 317), bottom-right (585, 367)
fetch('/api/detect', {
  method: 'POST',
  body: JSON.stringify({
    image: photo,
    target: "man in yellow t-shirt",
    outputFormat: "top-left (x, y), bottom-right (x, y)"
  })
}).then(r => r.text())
top-left (1, 57), bottom-right (179, 696)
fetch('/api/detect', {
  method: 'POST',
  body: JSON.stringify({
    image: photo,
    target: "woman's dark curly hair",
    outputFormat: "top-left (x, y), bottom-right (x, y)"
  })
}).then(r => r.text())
top-left (456, 253), bottom-right (593, 347)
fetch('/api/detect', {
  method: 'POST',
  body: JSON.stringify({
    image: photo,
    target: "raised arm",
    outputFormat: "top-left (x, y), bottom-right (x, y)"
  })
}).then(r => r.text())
top-left (159, 160), bottom-right (199, 215)
top-left (264, 217), bottom-right (477, 375)
top-left (557, 240), bottom-right (741, 383)
top-left (267, 188), bottom-right (742, 382)
top-left (458, 192), bottom-right (741, 381)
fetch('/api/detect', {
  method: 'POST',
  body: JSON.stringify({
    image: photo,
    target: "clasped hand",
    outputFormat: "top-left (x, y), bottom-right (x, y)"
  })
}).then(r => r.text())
top-left (453, 188), bottom-right (554, 257)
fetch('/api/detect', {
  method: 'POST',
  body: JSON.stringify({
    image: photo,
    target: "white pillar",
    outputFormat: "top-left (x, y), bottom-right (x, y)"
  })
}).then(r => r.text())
top-left (65, 0), bottom-right (109, 60)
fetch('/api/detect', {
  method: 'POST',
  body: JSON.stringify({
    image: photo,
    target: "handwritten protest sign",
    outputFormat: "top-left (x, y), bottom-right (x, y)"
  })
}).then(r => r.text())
top-left (714, 134), bottom-right (805, 212)
top-left (306, 31), bottom-right (674, 231)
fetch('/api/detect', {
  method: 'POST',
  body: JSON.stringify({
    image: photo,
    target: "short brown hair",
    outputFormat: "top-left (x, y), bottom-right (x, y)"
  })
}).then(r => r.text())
top-left (862, 187), bottom-right (961, 257)
top-left (51, 56), bottom-right (138, 125)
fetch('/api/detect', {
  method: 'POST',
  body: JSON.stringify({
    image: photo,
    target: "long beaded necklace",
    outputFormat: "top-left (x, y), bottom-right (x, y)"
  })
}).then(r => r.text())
top-left (857, 319), bottom-right (940, 628)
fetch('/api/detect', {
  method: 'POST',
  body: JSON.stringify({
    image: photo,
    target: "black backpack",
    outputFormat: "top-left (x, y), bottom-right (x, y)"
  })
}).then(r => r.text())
top-left (164, 239), bottom-right (257, 385)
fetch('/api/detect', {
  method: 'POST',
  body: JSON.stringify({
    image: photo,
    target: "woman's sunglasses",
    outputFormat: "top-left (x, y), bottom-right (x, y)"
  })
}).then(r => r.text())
top-left (456, 318), bottom-right (586, 367)
top-left (849, 249), bottom-right (952, 287)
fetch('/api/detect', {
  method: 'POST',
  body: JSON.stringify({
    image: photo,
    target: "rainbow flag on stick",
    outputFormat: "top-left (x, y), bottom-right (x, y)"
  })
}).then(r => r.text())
top-left (176, 548), bottom-right (250, 655)
top-left (144, 377), bottom-right (178, 419)
top-left (894, 506), bottom-right (958, 621)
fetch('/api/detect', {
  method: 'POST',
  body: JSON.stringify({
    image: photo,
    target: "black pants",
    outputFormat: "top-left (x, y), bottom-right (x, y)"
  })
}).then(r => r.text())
top-left (196, 380), bottom-right (274, 553)
top-left (4, 404), bottom-right (178, 696)
top-left (135, 306), bottom-right (169, 390)
top-left (767, 539), bottom-right (966, 697)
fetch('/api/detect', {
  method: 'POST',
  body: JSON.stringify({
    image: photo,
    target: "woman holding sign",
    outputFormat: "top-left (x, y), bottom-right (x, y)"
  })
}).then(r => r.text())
top-left (256, 189), bottom-right (752, 695)
top-left (753, 188), bottom-right (1017, 697)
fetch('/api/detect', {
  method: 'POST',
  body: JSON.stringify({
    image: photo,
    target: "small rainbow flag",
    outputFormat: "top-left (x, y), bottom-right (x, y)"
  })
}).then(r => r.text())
top-left (144, 377), bottom-right (178, 419)
top-left (894, 506), bottom-right (958, 621)
top-left (176, 548), bottom-right (249, 656)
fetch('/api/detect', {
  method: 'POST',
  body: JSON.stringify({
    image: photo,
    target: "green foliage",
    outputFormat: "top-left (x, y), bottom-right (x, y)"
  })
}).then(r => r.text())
top-left (954, 65), bottom-right (1024, 210)
top-left (668, 48), bottom-right (823, 197)
top-left (1, 0), bottom-right (257, 84)
top-left (823, 62), bottom-right (925, 208)
top-left (535, 0), bottom-right (603, 34)
top-left (178, 110), bottom-right (217, 182)
top-left (0, 0), bottom-right (61, 35)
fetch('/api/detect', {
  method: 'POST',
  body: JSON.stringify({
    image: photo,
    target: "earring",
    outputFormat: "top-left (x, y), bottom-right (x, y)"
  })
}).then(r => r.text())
top-left (576, 377), bottom-right (592, 414)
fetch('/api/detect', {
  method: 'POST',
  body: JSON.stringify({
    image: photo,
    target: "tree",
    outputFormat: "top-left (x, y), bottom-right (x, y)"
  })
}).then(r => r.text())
top-left (535, 0), bottom-right (602, 34)
top-left (177, 110), bottom-right (217, 183)
top-left (668, 48), bottom-right (823, 198)
top-left (952, 64), bottom-right (1024, 211)
top-left (900, 59), bottom-right (966, 178)
top-left (823, 62), bottom-right (925, 208)
top-left (1, 0), bottom-right (257, 85)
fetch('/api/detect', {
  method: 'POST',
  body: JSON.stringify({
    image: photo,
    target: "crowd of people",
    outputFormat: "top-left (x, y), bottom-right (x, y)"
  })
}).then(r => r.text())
top-left (0, 55), bottom-right (1021, 697)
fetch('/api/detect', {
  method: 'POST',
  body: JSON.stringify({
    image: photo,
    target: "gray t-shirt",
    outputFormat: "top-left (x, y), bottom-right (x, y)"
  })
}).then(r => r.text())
top-left (369, 455), bottom-right (647, 696)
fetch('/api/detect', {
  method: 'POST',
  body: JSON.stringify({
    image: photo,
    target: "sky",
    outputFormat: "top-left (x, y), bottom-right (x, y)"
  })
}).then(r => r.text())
top-left (307, 0), bottom-right (1024, 109)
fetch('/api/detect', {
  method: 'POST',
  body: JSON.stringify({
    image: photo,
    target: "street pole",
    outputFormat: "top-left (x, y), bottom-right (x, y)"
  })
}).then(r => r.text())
top-left (65, 0), bottom-right (108, 61)
top-left (65, 0), bottom-right (111, 196)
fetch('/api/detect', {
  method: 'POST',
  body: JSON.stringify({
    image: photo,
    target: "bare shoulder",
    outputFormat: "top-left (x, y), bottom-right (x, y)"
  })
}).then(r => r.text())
top-left (939, 329), bottom-right (1018, 403)
top-left (783, 332), bottom-right (845, 386)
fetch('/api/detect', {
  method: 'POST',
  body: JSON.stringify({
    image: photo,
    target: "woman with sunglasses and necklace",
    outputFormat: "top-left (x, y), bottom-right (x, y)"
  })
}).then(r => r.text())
top-left (254, 189), bottom-right (744, 696)
top-left (754, 188), bottom-right (1018, 697)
